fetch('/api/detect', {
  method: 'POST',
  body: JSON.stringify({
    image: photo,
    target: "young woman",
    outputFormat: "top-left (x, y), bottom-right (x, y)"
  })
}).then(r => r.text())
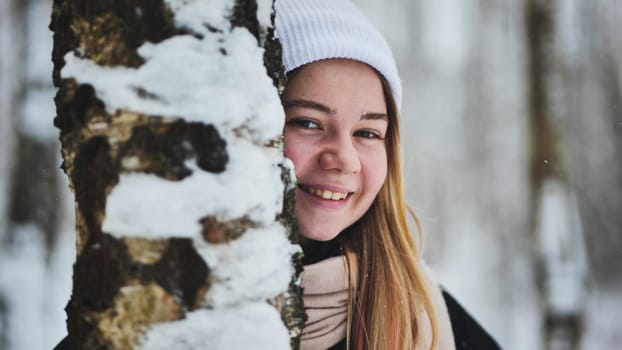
top-left (275, 0), bottom-right (501, 349)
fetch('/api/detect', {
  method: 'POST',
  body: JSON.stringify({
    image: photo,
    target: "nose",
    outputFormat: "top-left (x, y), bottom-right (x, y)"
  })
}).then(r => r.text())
top-left (318, 133), bottom-right (361, 174)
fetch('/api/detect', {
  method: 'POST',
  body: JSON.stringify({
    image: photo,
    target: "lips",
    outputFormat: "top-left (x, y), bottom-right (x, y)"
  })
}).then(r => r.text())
top-left (299, 184), bottom-right (352, 201)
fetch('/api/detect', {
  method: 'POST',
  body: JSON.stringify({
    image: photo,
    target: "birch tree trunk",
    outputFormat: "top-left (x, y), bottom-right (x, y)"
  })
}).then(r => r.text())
top-left (51, 0), bottom-right (303, 348)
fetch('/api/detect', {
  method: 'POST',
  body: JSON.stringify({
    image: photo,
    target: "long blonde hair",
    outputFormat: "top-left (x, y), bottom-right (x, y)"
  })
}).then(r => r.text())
top-left (341, 75), bottom-right (440, 350)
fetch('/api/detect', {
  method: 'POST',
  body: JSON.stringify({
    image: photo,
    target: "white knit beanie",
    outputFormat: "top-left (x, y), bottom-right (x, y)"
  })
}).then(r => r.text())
top-left (274, 0), bottom-right (403, 110)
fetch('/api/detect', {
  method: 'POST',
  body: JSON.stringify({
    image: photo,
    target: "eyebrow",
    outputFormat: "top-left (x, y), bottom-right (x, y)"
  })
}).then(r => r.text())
top-left (283, 98), bottom-right (388, 120)
top-left (361, 112), bottom-right (388, 121)
top-left (283, 99), bottom-right (334, 115)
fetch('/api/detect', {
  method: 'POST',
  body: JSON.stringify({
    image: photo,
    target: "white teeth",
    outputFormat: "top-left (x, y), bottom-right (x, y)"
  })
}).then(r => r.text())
top-left (305, 187), bottom-right (348, 201)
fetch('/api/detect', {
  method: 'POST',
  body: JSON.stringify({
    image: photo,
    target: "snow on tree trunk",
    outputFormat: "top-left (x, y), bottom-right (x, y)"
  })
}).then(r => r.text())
top-left (51, 0), bottom-right (304, 348)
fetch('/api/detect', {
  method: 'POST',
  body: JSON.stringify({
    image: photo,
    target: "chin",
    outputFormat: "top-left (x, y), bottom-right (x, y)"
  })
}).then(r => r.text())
top-left (298, 224), bottom-right (341, 242)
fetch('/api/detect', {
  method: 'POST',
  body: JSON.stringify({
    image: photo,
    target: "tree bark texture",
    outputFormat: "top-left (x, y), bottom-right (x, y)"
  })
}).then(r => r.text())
top-left (51, 0), bottom-right (303, 349)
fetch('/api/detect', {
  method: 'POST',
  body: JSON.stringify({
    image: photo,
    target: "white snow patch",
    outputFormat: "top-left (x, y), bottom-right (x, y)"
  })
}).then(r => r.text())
top-left (280, 157), bottom-right (297, 190)
top-left (195, 223), bottom-right (298, 307)
top-left (62, 28), bottom-right (284, 144)
top-left (257, 0), bottom-right (275, 30)
top-left (138, 302), bottom-right (290, 350)
top-left (164, 0), bottom-right (232, 34)
top-left (164, 0), bottom-right (274, 36)
top-left (103, 138), bottom-right (284, 238)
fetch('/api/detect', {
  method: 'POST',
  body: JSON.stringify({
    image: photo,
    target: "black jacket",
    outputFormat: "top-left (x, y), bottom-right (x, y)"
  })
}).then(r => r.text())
top-left (441, 289), bottom-right (502, 349)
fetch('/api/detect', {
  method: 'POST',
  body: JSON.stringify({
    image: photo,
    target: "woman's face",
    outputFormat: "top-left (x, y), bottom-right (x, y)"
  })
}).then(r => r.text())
top-left (282, 59), bottom-right (388, 242)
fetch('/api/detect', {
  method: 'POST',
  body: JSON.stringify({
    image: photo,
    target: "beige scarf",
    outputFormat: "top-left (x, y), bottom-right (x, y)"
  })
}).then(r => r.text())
top-left (300, 256), bottom-right (349, 350)
top-left (299, 256), bottom-right (456, 350)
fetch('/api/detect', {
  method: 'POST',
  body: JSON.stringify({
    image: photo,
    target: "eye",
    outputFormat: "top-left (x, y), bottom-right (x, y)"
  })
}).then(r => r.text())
top-left (286, 118), bottom-right (321, 130)
top-left (354, 129), bottom-right (383, 140)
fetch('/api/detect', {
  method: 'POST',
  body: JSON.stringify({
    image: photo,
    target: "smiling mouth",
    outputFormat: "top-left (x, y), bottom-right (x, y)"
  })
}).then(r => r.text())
top-left (299, 185), bottom-right (351, 201)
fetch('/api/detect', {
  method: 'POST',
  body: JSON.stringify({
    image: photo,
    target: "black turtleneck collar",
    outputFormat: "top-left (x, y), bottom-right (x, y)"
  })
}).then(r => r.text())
top-left (301, 234), bottom-right (343, 265)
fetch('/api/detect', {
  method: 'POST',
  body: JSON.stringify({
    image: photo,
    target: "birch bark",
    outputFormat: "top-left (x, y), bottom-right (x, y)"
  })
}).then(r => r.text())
top-left (51, 0), bottom-right (303, 348)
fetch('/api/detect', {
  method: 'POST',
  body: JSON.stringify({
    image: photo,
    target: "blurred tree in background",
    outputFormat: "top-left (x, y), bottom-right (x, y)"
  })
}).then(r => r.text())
top-left (0, 0), bottom-right (73, 348)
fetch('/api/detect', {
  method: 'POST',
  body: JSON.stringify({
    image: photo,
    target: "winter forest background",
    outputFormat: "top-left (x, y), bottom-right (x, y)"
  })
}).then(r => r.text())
top-left (0, 0), bottom-right (620, 349)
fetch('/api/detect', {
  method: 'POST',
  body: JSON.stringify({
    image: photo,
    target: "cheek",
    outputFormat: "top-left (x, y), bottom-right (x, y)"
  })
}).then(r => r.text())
top-left (363, 150), bottom-right (388, 192)
top-left (283, 135), bottom-right (309, 174)
top-left (283, 131), bottom-right (296, 160)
